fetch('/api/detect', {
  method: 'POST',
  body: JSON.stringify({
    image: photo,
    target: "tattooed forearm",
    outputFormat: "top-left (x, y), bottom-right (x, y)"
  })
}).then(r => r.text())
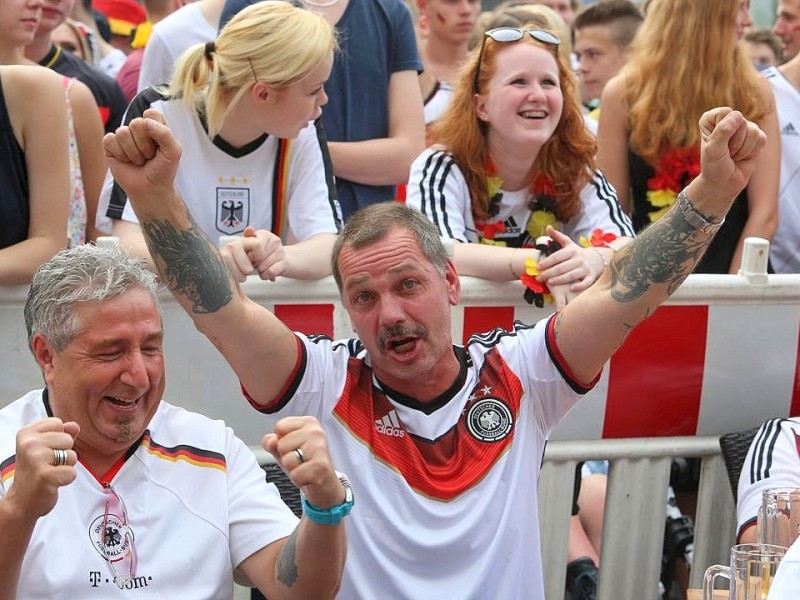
top-left (141, 217), bottom-right (235, 314)
top-left (609, 205), bottom-right (712, 303)
top-left (276, 529), bottom-right (299, 587)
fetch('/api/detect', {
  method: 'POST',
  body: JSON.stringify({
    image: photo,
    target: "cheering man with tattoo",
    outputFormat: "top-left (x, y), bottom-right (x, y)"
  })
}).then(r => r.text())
top-left (0, 244), bottom-right (347, 599)
top-left (102, 106), bottom-right (765, 599)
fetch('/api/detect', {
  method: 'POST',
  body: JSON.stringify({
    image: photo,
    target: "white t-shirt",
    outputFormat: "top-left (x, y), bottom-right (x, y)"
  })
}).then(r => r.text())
top-left (767, 535), bottom-right (800, 599)
top-left (98, 48), bottom-right (128, 79)
top-left (423, 80), bottom-right (453, 126)
top-left (96, 89), bottom-right (341, 245)
top-left (763, 66), bottom-right (800, 273)
top-left (137, 2), bottom-right (217, 91)
top-left (737, 417), bottom-right (800, 540)
top-left (0, 390), bottom-right (298, 598)
top-left (406, 147), bottom-right (634, 247)
top-left (247, 316), bottom-right (597, 599)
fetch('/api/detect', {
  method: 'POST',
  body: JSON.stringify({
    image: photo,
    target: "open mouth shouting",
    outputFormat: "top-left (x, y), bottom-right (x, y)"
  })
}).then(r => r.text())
top-left (380, 325), bottom-right (426, 357)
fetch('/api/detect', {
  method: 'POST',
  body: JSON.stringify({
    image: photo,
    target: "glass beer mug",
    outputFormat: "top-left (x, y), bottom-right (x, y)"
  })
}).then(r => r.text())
top-left (759, 488), bottom-right (800, 548)
top-left (703, 544), bottom-right (787, 600)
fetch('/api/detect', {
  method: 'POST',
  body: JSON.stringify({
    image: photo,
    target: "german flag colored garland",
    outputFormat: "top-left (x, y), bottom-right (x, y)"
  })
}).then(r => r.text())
top-left (520, 229), bottom-right (617, 307)
top-left (520, 238), bottom-right (561, 308)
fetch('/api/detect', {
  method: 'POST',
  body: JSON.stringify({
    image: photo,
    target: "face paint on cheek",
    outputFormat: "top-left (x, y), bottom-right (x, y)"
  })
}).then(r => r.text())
top-left (435, 12), bottom-right (446, 24)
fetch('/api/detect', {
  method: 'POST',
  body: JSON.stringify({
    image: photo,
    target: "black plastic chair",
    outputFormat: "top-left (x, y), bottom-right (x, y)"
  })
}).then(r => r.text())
top-left (718, 426), bottom-right (760, 503)
top-left (262, 462), bottom-right (302, 517)
top-left (252, 463), bottom-right (302, 600)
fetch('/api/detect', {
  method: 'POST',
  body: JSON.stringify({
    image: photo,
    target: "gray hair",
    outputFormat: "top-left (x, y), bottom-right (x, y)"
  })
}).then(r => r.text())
top-left (331, 202), bottom-right (449, 291)
top-left (25, 245), bottom-right (161, 352)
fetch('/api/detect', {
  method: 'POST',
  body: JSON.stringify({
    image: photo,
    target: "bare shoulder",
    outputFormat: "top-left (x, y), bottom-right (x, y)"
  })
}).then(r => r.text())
top-left (1, 64), bottom-right (63, 94)
top-left (2, 65), bottom-right (66, 114)
top-left (600, 74), bottom-right (628, 109)
top-left (1, 66), bottom-right (67, 143)
top-left (65, 77), bottom-right (99, 111)
top-left (754, 75), bottom-right (780, 123)
top-left (778, 58), bottom-right (800, 89)
top-left (65, 77), bottom-right (105, 137)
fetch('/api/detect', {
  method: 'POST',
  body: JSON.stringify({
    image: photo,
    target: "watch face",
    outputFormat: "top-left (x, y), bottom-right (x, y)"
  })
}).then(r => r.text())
top-left (336, 471), bottom-right (354, 504)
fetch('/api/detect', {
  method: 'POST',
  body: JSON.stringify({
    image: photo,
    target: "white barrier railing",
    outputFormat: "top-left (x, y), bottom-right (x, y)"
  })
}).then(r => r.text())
top-left (538, 436), bottom-right (734, 599)
top-left (3, 269), bottom-right (800, 445)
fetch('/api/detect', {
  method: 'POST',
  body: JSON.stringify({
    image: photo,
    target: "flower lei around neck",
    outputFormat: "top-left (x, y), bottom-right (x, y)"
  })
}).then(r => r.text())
top-left (475, 161), bottom-right (560, 244)
top-left (646, 147), bottom-right (700, 223)
top-left (474, 160), bottom-right (616, 307)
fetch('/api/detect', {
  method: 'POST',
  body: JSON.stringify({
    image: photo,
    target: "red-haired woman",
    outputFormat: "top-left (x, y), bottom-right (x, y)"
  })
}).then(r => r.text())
top-left (407, 26), bottom-right (633, 308)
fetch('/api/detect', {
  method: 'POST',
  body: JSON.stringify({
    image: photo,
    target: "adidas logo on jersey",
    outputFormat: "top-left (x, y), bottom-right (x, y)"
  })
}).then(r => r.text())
top-left (782, 122), bottom-right (799, 136)
top-left (375, 410), bottom-right (405, 437)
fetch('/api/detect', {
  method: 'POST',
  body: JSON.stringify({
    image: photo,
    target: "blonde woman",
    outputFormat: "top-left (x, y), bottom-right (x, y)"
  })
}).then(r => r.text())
top-left (597, 0), bottom-right (779, 274)
top-left (98, 1), bottom-right (342, 280)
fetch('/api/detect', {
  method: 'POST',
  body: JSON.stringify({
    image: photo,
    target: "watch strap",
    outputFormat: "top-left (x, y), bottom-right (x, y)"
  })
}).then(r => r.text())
top-left (300, 471), bottom-right (353, 525)
top-left (676, 188), bottom-right (725, 235)
top-left (301, 495), bottom-right (352, 525)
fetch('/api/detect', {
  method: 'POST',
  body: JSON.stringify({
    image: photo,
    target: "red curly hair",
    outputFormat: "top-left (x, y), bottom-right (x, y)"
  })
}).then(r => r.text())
top-left (430, 28), bottom-right (596, 222)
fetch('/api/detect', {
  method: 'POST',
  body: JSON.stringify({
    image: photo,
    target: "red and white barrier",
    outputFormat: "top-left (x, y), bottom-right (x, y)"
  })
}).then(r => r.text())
top-left (248, 272), bottom-right (800, 441)
top-left (3, 271), bottom-right (799, 445)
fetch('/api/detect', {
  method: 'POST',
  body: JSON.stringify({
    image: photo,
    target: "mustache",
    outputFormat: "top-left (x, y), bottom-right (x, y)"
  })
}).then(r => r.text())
top-left (379, 325), bottom-right (426, 347)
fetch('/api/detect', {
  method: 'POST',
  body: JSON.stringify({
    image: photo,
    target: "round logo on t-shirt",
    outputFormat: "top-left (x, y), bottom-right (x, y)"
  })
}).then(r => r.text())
top-left (89, 513), bottom-right (135, 563)
top-left (466, 397), bottom-right (514, 442)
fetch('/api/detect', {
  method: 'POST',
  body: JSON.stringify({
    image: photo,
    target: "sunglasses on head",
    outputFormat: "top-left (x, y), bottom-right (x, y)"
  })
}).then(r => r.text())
top-left (472, 28), bottom-right (562, 94)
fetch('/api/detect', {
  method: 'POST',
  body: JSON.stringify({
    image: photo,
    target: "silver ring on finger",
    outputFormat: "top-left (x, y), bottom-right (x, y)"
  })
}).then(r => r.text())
top-left (293, 448), bottom-right (306, 465)
top-left (52, 448), bottom-right (68, 467)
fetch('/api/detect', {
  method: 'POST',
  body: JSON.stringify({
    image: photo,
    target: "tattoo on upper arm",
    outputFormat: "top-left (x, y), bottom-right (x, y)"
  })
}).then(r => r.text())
top-left (141, 217), bottom-right (234, 314)
top-left (277, 529), bottom-right (299, 587)
top-left (553, 303), bottom-right (641, 353)
top-left (608, 206), bottom-right (711, 304)
top-left (613, 309), bottom-right (650, 351)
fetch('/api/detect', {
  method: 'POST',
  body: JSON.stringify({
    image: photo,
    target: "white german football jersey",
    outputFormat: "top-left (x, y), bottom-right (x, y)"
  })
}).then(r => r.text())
top-left (737, 417), bottom-right (800, 541)
top-left (763, 66), bottom-right (800, 273)
top-left (407, 147), bottom-right (634, 247)
top-left (0, 391), bottom-right (298, 598)
top-left (767, 535), bottom-right (800, 599)
top-left (423, 81), bottom-right (453, 127)
top-left (96, 88), bottom-right (342, 247)
top-left (247, 315), bottom-right (597, 599)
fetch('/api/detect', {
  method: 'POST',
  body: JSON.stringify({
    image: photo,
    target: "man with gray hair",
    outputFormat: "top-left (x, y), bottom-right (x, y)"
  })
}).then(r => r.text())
top-left (0, 244), bottom-right (349, 599)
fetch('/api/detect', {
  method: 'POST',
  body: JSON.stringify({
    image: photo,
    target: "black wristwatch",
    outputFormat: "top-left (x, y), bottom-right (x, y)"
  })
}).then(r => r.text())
top-left (301, 470), bottom-right (354, 525)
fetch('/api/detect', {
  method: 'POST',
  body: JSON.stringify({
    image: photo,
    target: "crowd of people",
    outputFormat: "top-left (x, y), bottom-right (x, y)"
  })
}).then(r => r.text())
top-left (0, 0), bottom-right (797, 598)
